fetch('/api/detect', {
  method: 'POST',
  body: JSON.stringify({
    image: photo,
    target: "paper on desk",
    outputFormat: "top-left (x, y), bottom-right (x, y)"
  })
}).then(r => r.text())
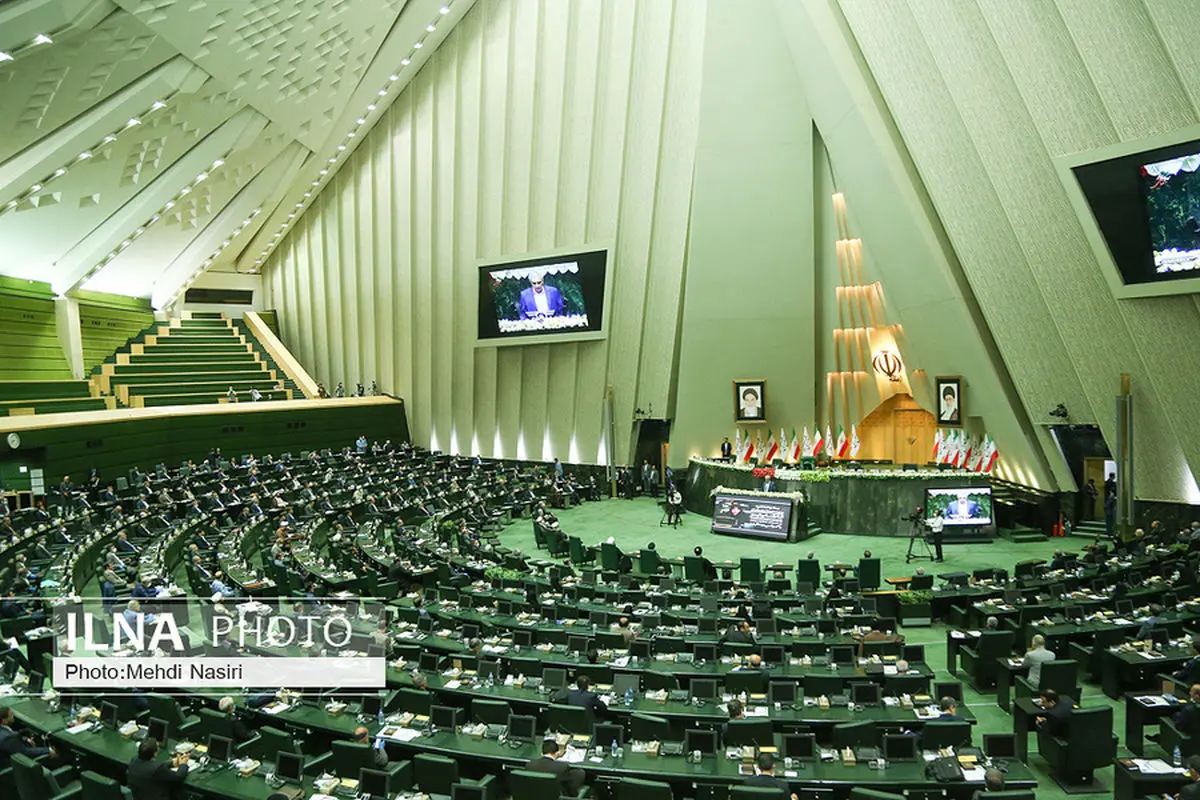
top-left (67, 723), bottom-right (93, 735)
top-left (561, 747), bottom-right (585, 764)
top-left (384, 728), bottom-right (422, 742)
top-left (950, 631), bottom-right (967, 640)
top-left (1138, 695), bottom-right (1170, 706)
top-left (1134, 759), bottom-right (1185, 774)
top-left (962, 767), bottom-right (986, 782)
top-left (745, 706), bottom-right (769, 717)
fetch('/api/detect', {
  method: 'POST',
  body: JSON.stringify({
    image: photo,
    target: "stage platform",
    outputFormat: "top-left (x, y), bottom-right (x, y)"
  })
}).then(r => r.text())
top-left (683, 457), bottom-right (995, 539)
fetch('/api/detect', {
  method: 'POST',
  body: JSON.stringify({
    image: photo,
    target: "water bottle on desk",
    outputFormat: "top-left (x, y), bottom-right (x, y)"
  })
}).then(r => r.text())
top-left (611, 739), bottom-right (619, 759)
top-left (624, 688), bottom-right (633, 707)
top-left (1174, 745), bottom-right (1182, 767)
top-left (377, 705), bottom-right (384, 726)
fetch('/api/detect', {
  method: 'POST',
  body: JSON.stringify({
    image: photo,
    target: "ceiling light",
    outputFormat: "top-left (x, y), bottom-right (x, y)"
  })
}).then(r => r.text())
top-left (103, 135), bottom-right (116, 144)
top-left (295, 202), bottom-right (303, 207)
top-left (135, 227), bottom-right (144, 234)
top-left (78, 151), bottom-right (92, 160)
top-left (440, 6), bottom-right (450, 14)
top-left (212, 159), bottom-right (224, 168)
top-left (347, 131), bottom-right (356, 137)
top-left (401, 59), bottom-right (410, 66)
top-left (389, 74), bottom-right (399, 81)
top-left (414, 42), bottom-right (423, 49)
top-left (303, 192), bottom-right (311, 197)
top-left (195, 172), bottom-right (208, 182)
top-left (356, 118), bottom-right (366, 125)
top-left (288, 213), bottom-right (295, 218)
top-left (255, 260), bottom-right (262, 265)
top-left (126, 118), bottom-right (140, 127)
top-left (337, 145), bottom-right (345, 151)
top-left (30, 184), bottom-right (41, 192)
top-left (221, 240), bottom-right (229, 247)
top-left (32, 34), bottom-right (52, 45)
top-left (319, 169), bottom-right (328, 175)
top-left (0, 52), bottom-right (12, 62)
top-left (180, 186), bottom-right (191, 195)
top-left (165, 201), bottom-right (175, 209)
top-left (311, 180), bottom-right (319, 186)
top-left (427, 24), bottom-right (436, 32)
top-left (328, 157), bottom-right (336, 163)
top-left (378, 89), bottom-right (387, 96)
top-left (273, 233), bottom-right (281, 238)
top-left (151, 100), bottom-right (167, 111)
top-left (367, 104), bottom-right (376, 110)
top-left (120, 240), bottom-right (131, 248)
top-left (54, 168), bottom-right (66, 176)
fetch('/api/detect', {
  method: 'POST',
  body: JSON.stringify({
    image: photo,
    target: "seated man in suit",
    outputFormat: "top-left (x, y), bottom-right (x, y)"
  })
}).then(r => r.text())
top-left (1175, 640), bottom-right (1200, 687)
top-left (127, 737), bottom-right (188, 800)
top-left (1174, 684), bottom-right (1200, 737)
top-left (1035, 689), bottom-right (1072, 738)
top-left (936, 696), bottom-right (966, 722)
top-left (525, 738), bottom-right (584, 795)
top-left (970, 767), bottom-right (1005, 799)
top-left (0, 706), bottom-right (55, 768)
top-left (1022, 634), bottom-right (1056, 686)
top-left (565, 676), bottom-right (606, 721)
top-left (744, 752), bottom-right (797, 800)
top-left (721, 699), bottom-right (745, 745)
top-left (721, 620), bottom-right (756, 646)
top-left (353, 727), bottom-right (388, 767)
top-left (216, 696), bottom-right (255, 743)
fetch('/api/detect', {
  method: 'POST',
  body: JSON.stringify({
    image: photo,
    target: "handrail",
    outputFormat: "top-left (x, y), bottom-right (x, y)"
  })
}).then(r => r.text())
top-left (242, 310), bottom-right (319, 399)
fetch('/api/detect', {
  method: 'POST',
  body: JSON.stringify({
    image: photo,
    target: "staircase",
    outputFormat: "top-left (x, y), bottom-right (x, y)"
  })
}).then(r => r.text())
top-left (232, 319), bottom-right (300, 396)
top-left (1070, 520), bottom-right (1108, 539)
top-left (0, 380), bottom-right (112, 415)
top-left (94, 312), bottom-right (292, 407)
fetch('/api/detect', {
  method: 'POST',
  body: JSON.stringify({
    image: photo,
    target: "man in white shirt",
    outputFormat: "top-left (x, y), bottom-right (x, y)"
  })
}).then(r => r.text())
top-left (1023, 634), bottom-right (1056, 686)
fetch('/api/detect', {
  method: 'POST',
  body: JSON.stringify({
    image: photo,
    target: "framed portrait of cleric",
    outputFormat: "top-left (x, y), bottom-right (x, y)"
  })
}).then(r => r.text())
top-left (935, 376), bottom-right (962, 426)
top-left (733, 380), bottom-right (767, 423)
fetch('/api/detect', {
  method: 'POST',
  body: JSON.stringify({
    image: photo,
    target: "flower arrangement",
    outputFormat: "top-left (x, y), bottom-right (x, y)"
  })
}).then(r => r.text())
top-left (691, 457), bottom-right (978, 482)
top-left (709, 485), bottom-right (805, 502)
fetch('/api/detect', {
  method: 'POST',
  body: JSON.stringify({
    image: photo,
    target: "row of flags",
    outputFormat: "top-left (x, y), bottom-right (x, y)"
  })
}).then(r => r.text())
top-left (733, 424), bottom-right (861, 464)
top-left (730, 425), bottom-right (1000, 472)
top-left (932, 429), bottom-right (999, 473)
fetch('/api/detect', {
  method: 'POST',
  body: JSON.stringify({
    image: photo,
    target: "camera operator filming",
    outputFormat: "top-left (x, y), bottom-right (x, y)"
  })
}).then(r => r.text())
top-left (926, 508), bottom-right (945, 562)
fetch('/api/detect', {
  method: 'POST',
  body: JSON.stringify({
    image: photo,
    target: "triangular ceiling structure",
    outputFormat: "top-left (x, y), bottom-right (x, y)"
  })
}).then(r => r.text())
top-left (0, 0), bottom-right (475, 307)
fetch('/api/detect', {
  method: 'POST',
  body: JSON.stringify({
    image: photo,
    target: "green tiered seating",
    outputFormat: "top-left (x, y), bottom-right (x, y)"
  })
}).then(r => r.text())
top-left (0, 279), bottom-right (73, 381)
top-left (77, 293), bottom-right (154, 373)
top-left (101, 315), bottom-right (292, 407)
top-left (0, 379), bottom-right (106, 416)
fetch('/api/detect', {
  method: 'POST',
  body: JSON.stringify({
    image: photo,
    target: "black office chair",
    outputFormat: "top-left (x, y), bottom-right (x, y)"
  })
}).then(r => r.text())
top-left (1014, 659), bottom-right (1078, 702)
top-left (1160, 715), bottom-right (1200, 758)
top-left (920, 721), bottom-right (971, 749)
top-left (12, 754), bottom-right (80, 800)
top-left (78, 772), bottom-right (122, 800)
top-left (330, 742), bottom-right (406, 783)
top-left (883, 675), bottom-right (930, 696)
top-left (414, 753), bottom-right (459, 797)
top-left (960, 631), bottom-right (1014, 690)
top-left (543, 704), bottom-right (591, 734)
top-left (395, 688), bottom-right (432, 715)
top-left (630, 713), bottom-right (671, 742)
top-left (508, 768), bottom-right (587, 798)
top-left (803, 675), bottom-right (844, 697)
top-left (723, 720), bottom-right (774, 747)
top-left (856, 559), bottom-right (881, 591)
top-left (146, 694), bottom-right (198, 734)
top-left (724, 671), bottom-right (767, 695)
top-left (616, 777), bottom-right (674, 800)
top-left (831, 721), bottom-right (876, 749)
top-left (1037, 706), bottom-right (1117, 790)
top-left (471, 698), bottom-right (511, 726)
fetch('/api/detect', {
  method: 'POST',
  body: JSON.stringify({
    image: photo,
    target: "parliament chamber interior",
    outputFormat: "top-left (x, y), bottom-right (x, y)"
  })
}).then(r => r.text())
top-left (3, 1), bottom-right (1200, 800)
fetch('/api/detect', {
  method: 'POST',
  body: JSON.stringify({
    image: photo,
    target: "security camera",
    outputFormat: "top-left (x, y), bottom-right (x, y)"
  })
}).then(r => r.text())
top-left (1048, 404), bottom-right (1069, 420)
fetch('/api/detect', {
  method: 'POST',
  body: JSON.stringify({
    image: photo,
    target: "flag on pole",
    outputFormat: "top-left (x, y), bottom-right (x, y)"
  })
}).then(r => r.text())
top-left (780, 427), bottom-right (788, 462)
top-left (802, 428), bottom-right (813, 458)
top-left (850, 424), bottom-right (861, 458)
top-left (835, 426), bottom-right (849, 458)
top-left (810, 426), bottom-right (823, 457)
top-left (951, 432), bottom-right (963, 468)
top-left (756, 430), bottom-right (766, 463)
top-left (790, 428), bottom-right (800, 462)
top-left (764, 430), bottom-right (779, 463)
top-left (962, 435), bottom-right (975, 469)
top-left (743, 430), bottom-right (755, 463)
top-left (942, 430), bottom-right (956, 464)
top-left (824, 424), bottom-right (834, 458)
top-left (932, 429), bottom-right (943, 462)
top-left (984, 436), bottom-right (1000, 473)
top-left (734, 429), bottom-right (743, 462)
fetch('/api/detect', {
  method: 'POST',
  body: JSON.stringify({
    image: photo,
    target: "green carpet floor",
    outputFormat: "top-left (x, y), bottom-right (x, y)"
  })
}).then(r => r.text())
top-left (498, 496), bottom-right (1149, 799)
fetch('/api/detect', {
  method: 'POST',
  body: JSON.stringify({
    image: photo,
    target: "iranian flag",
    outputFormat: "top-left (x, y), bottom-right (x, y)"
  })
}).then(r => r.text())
top-left (790, 428), bottom-right (801, 462)
top-left (983, 436), bottom-right (1000, 473)
top-left (951, 431), bottom-right (964, 467)
top-left (836, 425), bottom-right (849, 458)
top-left (824, 424), bottom-right (834, 458)
top-left (962, 435), bottom-right (975, 468)
top-left (941, 430), bottom-right (956, 464)
top-left (802, 427), bottom-right (813, 458)
top-left (849, 424), bottom-right (861, 458)
top-left (742, 430), bottom-right (755, 463)
top-left (932, 429), bottom-right (944, 462)
top-left (764, 430), bottom-right (779, 463)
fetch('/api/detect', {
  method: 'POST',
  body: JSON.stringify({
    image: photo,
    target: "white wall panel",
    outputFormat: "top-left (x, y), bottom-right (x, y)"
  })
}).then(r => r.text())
top-left (264, 0), bottom-right (704, 463)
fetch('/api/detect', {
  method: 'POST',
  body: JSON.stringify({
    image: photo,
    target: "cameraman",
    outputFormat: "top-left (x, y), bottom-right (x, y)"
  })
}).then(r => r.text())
top-left (927, 509), bottom-right (945, 562)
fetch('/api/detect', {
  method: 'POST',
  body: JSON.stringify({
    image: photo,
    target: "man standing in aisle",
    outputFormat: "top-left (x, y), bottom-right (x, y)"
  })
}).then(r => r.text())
top-left (927, 509), bottom-right (945, 562)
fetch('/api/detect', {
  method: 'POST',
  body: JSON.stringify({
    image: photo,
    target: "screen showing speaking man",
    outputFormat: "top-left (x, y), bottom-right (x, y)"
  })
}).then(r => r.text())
top-left (477, 250), bottom-right (607, 341)
top-left (925, 487), bottom-right (992, 527)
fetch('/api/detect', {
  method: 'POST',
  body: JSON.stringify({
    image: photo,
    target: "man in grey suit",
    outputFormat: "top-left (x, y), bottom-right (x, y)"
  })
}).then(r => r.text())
top-left (1023, 634), bottom-right (1056, 686)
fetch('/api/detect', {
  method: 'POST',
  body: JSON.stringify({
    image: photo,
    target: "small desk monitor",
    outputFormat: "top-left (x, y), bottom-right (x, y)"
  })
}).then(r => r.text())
top-left (359, 768), bottom-right (390, 800)
top-left (933, 681), bottom-right (964, 703)
top-left (592, 723), bottom-right (624, 749)
top-left (983, 733), bottom-right (1017, 759)
top-left (883, 733), bottom-right (918, 761)
top-left (101, 701), bottom-right (120, 729)
top-left (207, 734), bottom-right (232, 763)
top-left (684, 728), bottom-right (718, 755)
top-left (147, 717), bottom-right (169, 747)
top-left (690, 678), bottom-right (719, 700)
top-left (361, 695), bottom-right (383, 719)
top-left (693, 643), bottom-right (717, 662)
top-left (431, 705), bottom-right (460, 730)
top-left (612, 673), bottom-right (639, 698)
top-left (543, 667), bottom-right (568, 689)
top-left (512, 629), bottom-right (535, 648)
top-left (507, 715), bottom-right (536, 743)
top-left (768, 681), bottom-right (797, 706)
top-left (275, 751), bottom-right (304, 784)
top-left (782, 732), bottom-right (816, 760)
top-left (451, 786), bottom-right (486, 800)
top-left (851, 682), bottom-right (881, 707)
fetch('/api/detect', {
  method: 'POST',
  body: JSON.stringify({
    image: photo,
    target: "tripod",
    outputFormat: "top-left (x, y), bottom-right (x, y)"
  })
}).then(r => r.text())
top-left (659, 500), bottom-right (681, 528)
top-left (905, 516), bottom-right (934, 563)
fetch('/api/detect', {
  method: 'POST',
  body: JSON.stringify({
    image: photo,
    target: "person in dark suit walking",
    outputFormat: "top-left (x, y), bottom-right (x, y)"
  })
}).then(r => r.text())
top-left (127, 738), bottom-right (189, 800)
top-left (743, 753), bottom-right (797, 800)
top-left (525, 739), bottom-right (585, 795)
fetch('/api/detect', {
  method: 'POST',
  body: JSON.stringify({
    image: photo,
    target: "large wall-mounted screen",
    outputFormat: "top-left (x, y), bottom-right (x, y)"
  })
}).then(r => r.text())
top-left (711, 493), bottom-right (793, 540)
top-left (925, 487), bottom-right (993, 527)
top-left (477, 249), bottom-right (608, 344)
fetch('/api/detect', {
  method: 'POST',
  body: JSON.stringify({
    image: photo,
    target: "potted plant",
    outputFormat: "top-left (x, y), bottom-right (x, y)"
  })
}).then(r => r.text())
top-left (897, 589), bottom-right (933, 627)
